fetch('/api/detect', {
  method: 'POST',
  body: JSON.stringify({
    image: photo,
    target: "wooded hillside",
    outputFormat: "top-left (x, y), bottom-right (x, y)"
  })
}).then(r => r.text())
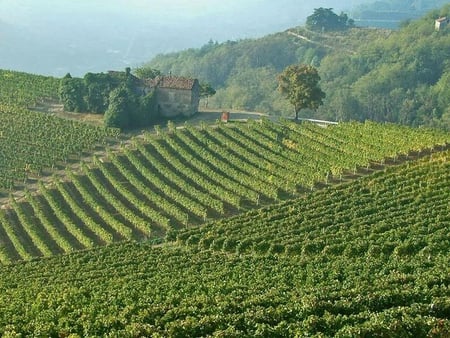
top-left (140, 4), bottom-right (450, 130)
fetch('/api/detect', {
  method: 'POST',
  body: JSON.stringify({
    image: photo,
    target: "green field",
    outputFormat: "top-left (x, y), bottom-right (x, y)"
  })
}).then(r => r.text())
top-left (0, 120), bottom-right (448, 263)
top-left (0, 70), bottom-right (121, 190)
top-left (1, 70), bottom-right (449, 335)
top-left (0, 70), bottom-right (60, 107)
top-left (0, 105), bottom-right (120, 190)
top-left (0, 150), bottom-right (448, 336)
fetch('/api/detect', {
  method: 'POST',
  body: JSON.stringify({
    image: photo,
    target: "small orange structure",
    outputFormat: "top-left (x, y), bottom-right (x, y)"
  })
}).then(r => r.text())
top-left (221, 111), bottom-right (230, 123)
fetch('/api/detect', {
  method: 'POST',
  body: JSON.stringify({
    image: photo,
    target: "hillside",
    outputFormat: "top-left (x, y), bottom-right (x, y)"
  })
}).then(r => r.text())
top-left (0, 4), bottom-right (449, 335)
top-left (0, 120), bottom-right (448, 263)
top-left (0, 69), bottom-right (60, 107)
top-left (141, 4), bottom-right (450, 129)
top-left (0, 150), bottom-right (448, 336)
top-left (0, 105), bottom-right (120, 191)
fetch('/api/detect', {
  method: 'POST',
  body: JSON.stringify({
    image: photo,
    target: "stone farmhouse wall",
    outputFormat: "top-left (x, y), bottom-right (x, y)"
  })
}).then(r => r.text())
top-left (157, 81), bottom-right (200, 118)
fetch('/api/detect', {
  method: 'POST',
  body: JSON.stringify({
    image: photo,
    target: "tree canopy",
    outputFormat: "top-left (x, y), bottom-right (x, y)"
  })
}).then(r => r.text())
top-left (133, 67), bottom-right (162, 80)
top-left (199, 82), bottom-right (216, 108)
top-left (59, 69), bottom-right (158, 130)
top-left (140, 3), bottom-right (450, 130)
top-left (306, 8), bottom-right (355, 32)
top-left (277, 64), bottom-right (325, 120)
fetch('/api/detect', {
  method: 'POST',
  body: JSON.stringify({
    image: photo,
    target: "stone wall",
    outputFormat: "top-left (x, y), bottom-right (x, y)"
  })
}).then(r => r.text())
top-left (157, 84), bottom-right (199, 118)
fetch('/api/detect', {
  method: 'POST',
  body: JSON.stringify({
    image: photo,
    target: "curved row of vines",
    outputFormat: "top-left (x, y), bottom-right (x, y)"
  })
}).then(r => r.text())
top-left (0, 120), bottom-right (448, 263)
top-left (0, 105), bottom-right (120, 190)
top-left (0, 150), bottom-right (448, 336)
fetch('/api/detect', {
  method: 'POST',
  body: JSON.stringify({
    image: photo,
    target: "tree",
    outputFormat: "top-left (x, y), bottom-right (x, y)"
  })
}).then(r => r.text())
top-left (133, 67), bottom-right (162, 79)
top-left (83, 72), bottom-right (112, 113)
top-left (306, 8), bottom-right (355, 32)
top-left (104, 85), bottom-right (131, 129)
top-left (199, 82), bottom-right (216, 108)
top-left (277, 64), bottom-right (325, 120)
top-left (59, 74), bottom-right (87, 112)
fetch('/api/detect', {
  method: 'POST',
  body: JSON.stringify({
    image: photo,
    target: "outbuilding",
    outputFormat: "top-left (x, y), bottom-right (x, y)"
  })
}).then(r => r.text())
top-left (145, 76), bottom-right (200, 118)
top-left (435, 17), bottom-right (449, 31)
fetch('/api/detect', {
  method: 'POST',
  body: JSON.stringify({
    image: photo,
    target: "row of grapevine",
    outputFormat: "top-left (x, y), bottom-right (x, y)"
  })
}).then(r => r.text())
top-left (143, 134), bottom-right (242, 207)
top-left (0, 120), bottom-right (448, 262)
top-left (0, 105), bottom-right (120, 190)
top-left (0, 150), bottom-right (448, 336)
top-left (176, 150), bottom-right (450, 257)
top-left (132, 142), bottom-right (225, 214)
top-left (0, 70), bottom-right (60, 108)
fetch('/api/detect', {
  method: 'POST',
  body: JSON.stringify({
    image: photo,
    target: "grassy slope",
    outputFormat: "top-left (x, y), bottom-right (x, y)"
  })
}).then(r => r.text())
top-left (0, 150), bottom-right (448, 336)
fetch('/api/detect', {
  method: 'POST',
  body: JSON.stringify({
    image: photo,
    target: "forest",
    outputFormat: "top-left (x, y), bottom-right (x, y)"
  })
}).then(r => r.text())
top-left (140, 4), bottom-right (450, 130)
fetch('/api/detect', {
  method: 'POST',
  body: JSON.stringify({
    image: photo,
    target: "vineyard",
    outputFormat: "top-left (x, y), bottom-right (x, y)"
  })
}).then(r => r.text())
top-left (0, 70), bottom-right (60, 107)
top-left (0, 70), bottom-right (122, 190)
top-left (0, 150), bottom-right (448, 336)
top-left (0, 120), bottom-right (448, 263)
top-left (0, 105), bottom-right (120, 190)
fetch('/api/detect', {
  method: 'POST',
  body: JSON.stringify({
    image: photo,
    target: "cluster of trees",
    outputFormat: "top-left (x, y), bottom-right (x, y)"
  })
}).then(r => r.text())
top-left (318, 4), bottom-right (450, 129)
top-left (59, 68), bottom-right (158, 129)
top-left (305, 7), bottom-right (355, 32)
top-left (138, 4), bottom-right (450, 130)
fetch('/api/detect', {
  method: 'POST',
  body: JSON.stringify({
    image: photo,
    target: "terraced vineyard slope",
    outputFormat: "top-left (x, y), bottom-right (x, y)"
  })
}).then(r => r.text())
top-left (0, 120), bottom-right (448, 263)
top-left (0, 105), bottom-right (120, 190)
top-left (0, 150), bottom-right (448, 336)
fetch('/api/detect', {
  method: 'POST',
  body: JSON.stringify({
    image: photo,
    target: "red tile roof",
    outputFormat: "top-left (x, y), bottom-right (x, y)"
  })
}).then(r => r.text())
top-left (145, 76), bottom-right (197, 90)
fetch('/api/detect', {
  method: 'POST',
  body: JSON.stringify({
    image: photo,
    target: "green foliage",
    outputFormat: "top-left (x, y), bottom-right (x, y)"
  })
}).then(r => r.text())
top-left (0, 149), bottom-right (448, 335)
top-left (0, 104), bottom-right (120, 190)
top-left (104, 85), bottom-right (158, 130)
top-left (306, 8), bottom-right (355, 32)
top-left (83, 72), bottom-right (113, 113)
top-left (0, 120), bottom-right (448, 260)
top-left (199, 82), bottom-right (216, 109)
top-left (58, 70), bottom-right (158, 130)
top-left (59, 71), bottom-right (127, 113)
top-left (199, 82), bottom-right (216, 98)
top-left (133, 67), bottom-right (161, 79)
top-left (278, 64), bottom-right (325, 119)
top-left (140, 4), bottom-right (450, 129)
top-left (59, 75), bottom-right (87, 112)
top-left (104, 85), bottom-right (131, 129)
top-left (144, 34), bottom-right (302, 109)
top-left (0, 69), bottom-right (60, 108)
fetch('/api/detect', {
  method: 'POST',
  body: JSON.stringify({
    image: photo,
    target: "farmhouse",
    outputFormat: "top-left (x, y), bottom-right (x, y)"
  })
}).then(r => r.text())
top-left (108, 70), bottom-right (200, 118)
top-left (143, 75), bottom-right (200, 118)
top-left (435, 17), bottom-right (449, 31)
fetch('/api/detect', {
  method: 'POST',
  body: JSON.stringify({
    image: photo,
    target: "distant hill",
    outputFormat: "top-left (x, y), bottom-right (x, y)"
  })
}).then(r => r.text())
top-left (140, 4), bottom-right (450, 129)
top-left (352, 0), bottom-right (449, 28)
top-left (0, 0), bottom-right (368, 77)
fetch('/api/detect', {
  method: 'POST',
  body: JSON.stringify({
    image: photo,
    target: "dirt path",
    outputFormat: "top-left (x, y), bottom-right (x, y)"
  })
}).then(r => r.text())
top-left (287, 30), bottom-right (357, 55)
